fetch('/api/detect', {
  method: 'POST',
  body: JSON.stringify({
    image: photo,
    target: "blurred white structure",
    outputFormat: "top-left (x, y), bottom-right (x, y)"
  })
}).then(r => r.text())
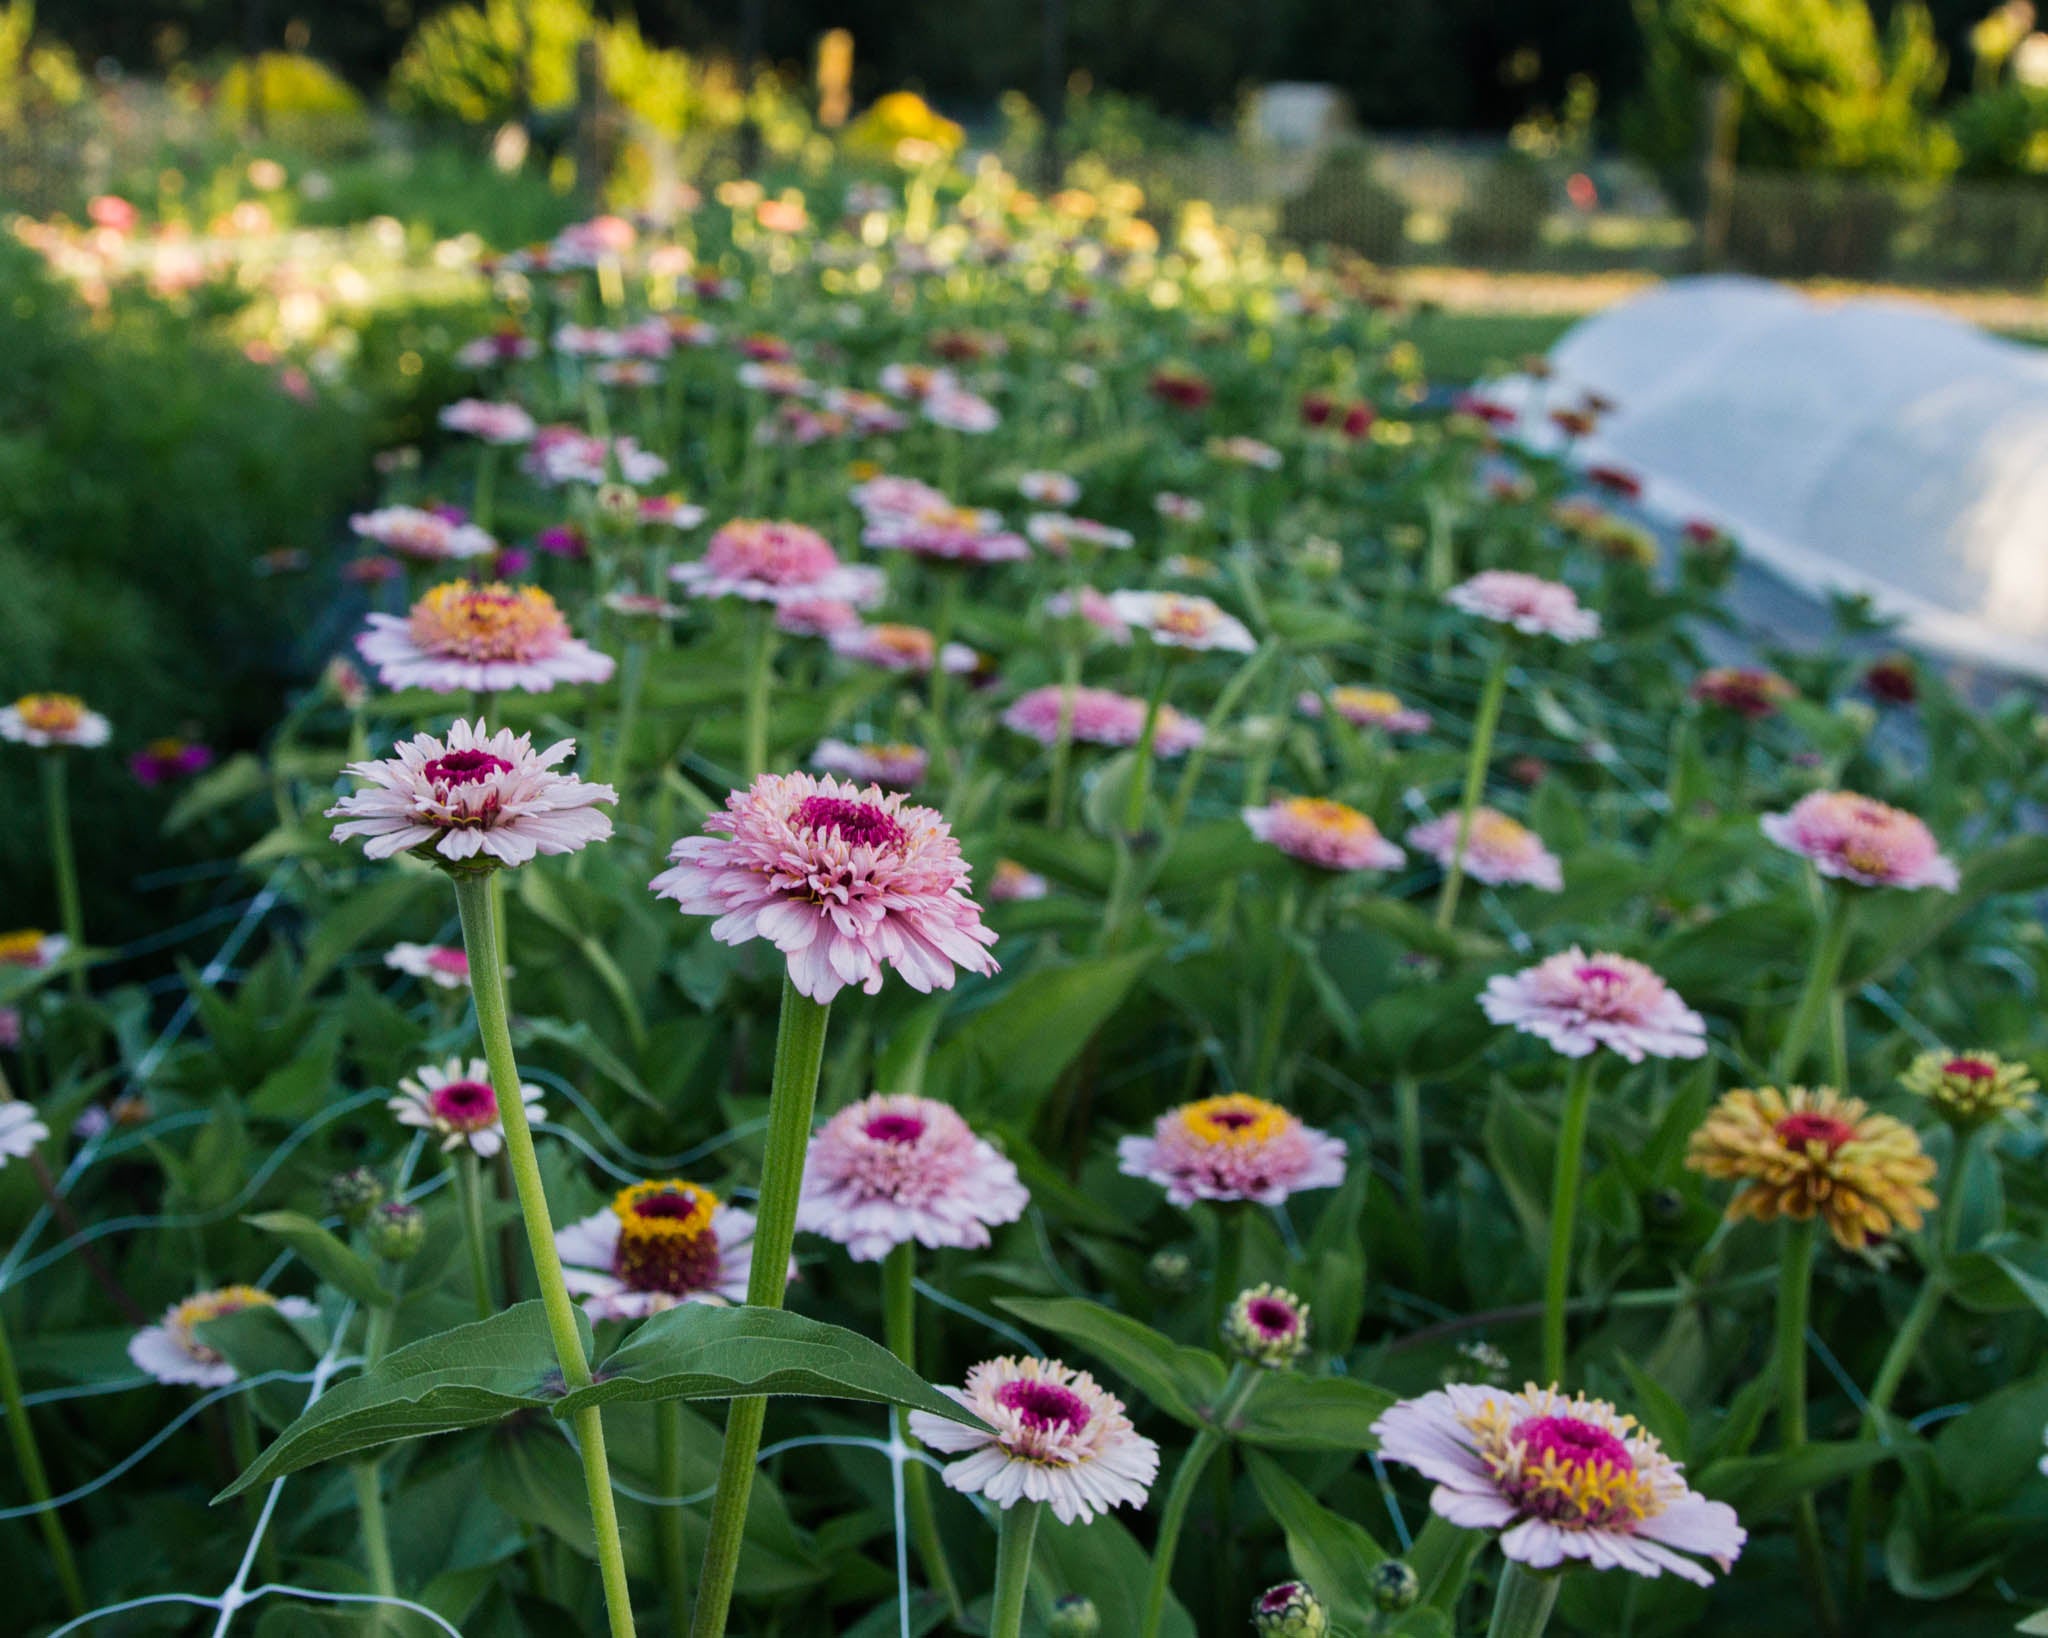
top-left (1250, 84), bottom-right (1352, 149)
top-left (1492, 275), bottom-right (2048, 678)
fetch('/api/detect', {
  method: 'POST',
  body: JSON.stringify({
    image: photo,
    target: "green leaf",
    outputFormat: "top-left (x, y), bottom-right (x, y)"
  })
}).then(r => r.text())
top-left (1933, 1368), bottom-right (2048, 1509)
top-left (995, 1296), bottom-right (1225, 1428)
top-left (1234, 1375), bottom-right (1396, 1453)
top-left (550, 1304), bottom-right (986, 1427)
top-left (295, 872), bottom-right (431, 997)
top-left (1029, 1509), bottom-right (1196, 1638)
top-left (1843, 834), bottom-right (2048, 989)
top-left (1695, 1439), bottom-right (1890, 1516)
top-left (243, 1211), bottom-right (393, 1308)
top-left (1481, 1082), bottom-right (1555, 1258)
top-left (1245, 1449), bottom-right (1387, 1627)
top-left (215, 1302), bottom-right (577, 1500)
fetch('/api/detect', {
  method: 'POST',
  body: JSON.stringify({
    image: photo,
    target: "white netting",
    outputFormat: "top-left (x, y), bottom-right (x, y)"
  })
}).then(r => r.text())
top-left (1490, 274), bottom-right (2048, 679)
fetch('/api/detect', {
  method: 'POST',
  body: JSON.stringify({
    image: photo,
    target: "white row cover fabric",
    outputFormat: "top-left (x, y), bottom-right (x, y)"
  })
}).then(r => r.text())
top-left (1488, 275), bottom-right (2048, 679)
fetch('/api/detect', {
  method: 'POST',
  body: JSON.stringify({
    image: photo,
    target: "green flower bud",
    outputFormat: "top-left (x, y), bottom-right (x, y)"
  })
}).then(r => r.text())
top-left (367, 1201), bottom-right (426, 1263)
top-left (1251, 1581), bottom-right (1328, 1637)
top-left (1222, 1284), bottom-right (1310, 1370)
top-left (1147, 1248), bottom-right (1195, 1292)
top-left (326, 1167), bottom-right (385, 1230)
top-left (1370, 1559), bottom-right (1420, 1613)
top-left (1047, 1594), bottom-right (1100, 1637)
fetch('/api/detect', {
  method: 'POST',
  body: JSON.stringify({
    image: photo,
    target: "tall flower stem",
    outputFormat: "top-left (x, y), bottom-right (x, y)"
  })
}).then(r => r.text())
top-left (1045, 631), bottom-right (1084, 831)
top-left (1434, 638), bottom-right (1511, 930)
top-left (452, 1149), bottom-right (495, 1319)
top-left (656, 1401), bottom-right (690, 1638)
top-left (1485, 1561), bottom-right (1560, 1638)
top-left (927, 570), bottom-right (964, 780)
top-left (1395, 1073), bottom-right (1426, 1248)
top-left (1140, 1364), bottom-right (1256, 1638)
top-left (40, 755), bottom-right (88, 1008)
top-left (1844, 1269), bottom-right (1946, 1607)
top-left (1122, 652), bottom-right (1174, 837)
top-left (1210, 1202), bottom-right (1248, 1344)
top-left (882, 1243), bottom-right (964, 1620)
top-left (1775, 889), bottom-right (1854, 1086)
top-left (1251, 880), bottom-right (1303, 1091)
top-left (353, 1271), bottom-right (404, 1635)
top-left (0, 1301), bottom-right (85, 1617)
top-left (473, 443), bottom-right (500, 534)
top-left (690, 975), bottom-right (832, 1638)
top-left (609, 639), bottom-right (650, 795)
top-left (451, 870), bottom-right (637, 1638)
top-left (1542, 1055), bottom-right (1599, 1385)
top-left (987, 1499), bottom-right (1043, 1638)
top-left (1776, 1218), bottom-right (1841, 1637)
top-left (741, 608), bottom-right (778, 784)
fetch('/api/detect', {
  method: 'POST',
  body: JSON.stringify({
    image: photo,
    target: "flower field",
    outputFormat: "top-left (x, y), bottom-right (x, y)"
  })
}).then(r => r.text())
top-left (7, 159), bottom-right (2048, 1638)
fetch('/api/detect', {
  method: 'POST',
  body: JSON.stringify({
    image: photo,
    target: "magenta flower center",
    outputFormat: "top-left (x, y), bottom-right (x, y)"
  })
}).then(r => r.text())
top-left (422, 749), bottom-right (514, 787)
top-left (795, 795), bottom-right (906, 851)
top-left (863, 1112), bottom-right (928, 1144)
top-left (1259, 1584), bottom-right (1307, 1613)
top-left (1517, 1414), bottom-right (1635, 1475)
top-left (1247, 1297), bottom-right (1300, 1337)
top-left (428, 1079), bottom-right (499, 1130)
top-left (426, 948), bottom-right (470, 977)
top-left (995, 1378), bottom-right (1092, 1435)
top-left (1775, 1112), bottom-right (1858, 1153)
top-left (631, 1189), bottom-right (702, 1221)
top-left (612, 1189), bottom-right (723, 1295)
top-left (1207, 1107), bottom-right (1259, 1132)
top-left (1944, 1057), bottom-right (1994, 1080)
top-left (1574, 964), bottom-right (1627, 987)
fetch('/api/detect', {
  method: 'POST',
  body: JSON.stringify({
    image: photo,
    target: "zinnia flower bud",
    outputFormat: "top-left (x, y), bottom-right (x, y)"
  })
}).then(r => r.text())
top-left (1047, 1594), bottom-right (1101, 1637)
top-left (368, 1202), bottom-right (427, 1262)
top-left (1370, 1560), bottom-right (1420, 1613)
top-left (1251, 1581), bottom-right (1328, 1637)
top-left (326, 1167), bottom-right (386, 1229)
top-left (1222, 1284), bottom-right (1311, 1369)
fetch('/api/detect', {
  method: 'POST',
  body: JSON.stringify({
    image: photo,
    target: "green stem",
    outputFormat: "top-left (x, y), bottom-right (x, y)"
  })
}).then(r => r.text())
top-left (1844, 1270), bottom-right (1946, 1607)
top-left (1163, 645), bottom-right (1275, 843)
top-left (742, 608), bottom-right (778, 784)
top-left (1122, 654), bottom-right (1173, 837)
top-left (0, 1302), bottom-right (85, 1616)
top-left (229, 1391), bottom-right (281, 1583)
top-left (1542, 1056), bottom-right (1598, 1384)
top-left (1395, 1073), bottom-right (1426, 1247)
top-left (451, 870), bottom-right (636, 1638)
top-left (1210, 1202), bottom-right (1248, 1344)
top-left (1252, 882), bottom-right (1303, 1090)
top-left (883, 1243), bottom-right (964, 1620)
top-left (454, 1148), bottom-right (495, 1320)
top-left (1140, 1364), bottom-right (1257, 1638)
top-left (353, 1462), bottom-right (398, 1634)
top-left (1485, 1561), bottom-right (1560, 1638)
top-left (690, 975), bottom-right (832, 1638)
top-left (1046, 643), bottom-right (1083, 831)
top-left (1775, 890), bottom-right (1854, 1086)
top-left (40, 755), bottom-right (88, 1008)
top-left (1777, 1219), bottom-right (1841, 1636)
top-left (657, 1401), bottom-right (691, 1638)
top-left (987, 1499), bottom-right (1043, 1638)
top-left (1434, 639), bottom-right (1511, 930)
top-left (609, 639), bottom-right (650, 795)
top-left (927, 570), bottom-right (963, 780)
top-left (473, 442), bottom-right (499, 535)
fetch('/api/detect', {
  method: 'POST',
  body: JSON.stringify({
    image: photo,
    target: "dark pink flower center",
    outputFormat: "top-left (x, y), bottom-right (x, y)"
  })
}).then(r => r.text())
top-left (1208, 1107), bottom-right (1258, 1131)
top-left (1944, 1057), bottom-right (1994, 1080)
top-left (1574, 964), bottom-right (1626, 986)
top-left (1776, 1112), bottom-right (1857, 1153)
top-left (426, 948), bottom-right (470, 977)
top-left (995, 1378), bottom-right (1092, 1435)
top-left (422, 749), bottom-right (513, 787)
top-left (1247, 1297), bottom-right (1299, 1337)
top-left (429, 1080), bottom-right (498, 1129)
top-left (1259, 1584), bottom-right (1307, 1613)
top-left (630, 1189), bottom-right (702, 1221)
top-left (795, 795), bottom-right (906, 851)
top-left (863, 1112), bottom-right (928, 1144)
top-left (1516, 1414), bottom-right (1634, 1475)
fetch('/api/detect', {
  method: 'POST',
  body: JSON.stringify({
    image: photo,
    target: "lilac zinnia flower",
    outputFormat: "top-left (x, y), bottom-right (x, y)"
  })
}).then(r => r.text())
top-left (812, 738), bottom-right (929, 789)
top-left (328, 720), bottom-right (617, 868)
top-left (1447, 570), bottom-right (1601, 642)
top-left (1372, 1384), bottom-right (1745, 1586)
top-left (1118, 1094), bottom-right (1347, 1208)
top-left (349, 505), bottom-right (497, 564)
top-left (908, 1356), bottom-right (1160, 1525)
top-left (1002, 685), bottom-right (1204, 755)
top-left (1481, 948), bottom-right (1708, 1063)
top-left (357, 581), bottom-right (615, 695)
top-left (1407, 808), bottom-right (1563, 891)
top-left (1107, 590), bottom-right (1257, 653)
top-left (439, 398), bottom-right (537, 445)
top-left (649, 771), bottom-right (999, 1004)
top-left (129, 737), bottom-right (215, 786)
top-left (1760, 790), bottom-right (1958, 891)
top-left (672, 519), bottom-right (883, 607)
top-left (796, 1093), bottom-right (1028, 1261)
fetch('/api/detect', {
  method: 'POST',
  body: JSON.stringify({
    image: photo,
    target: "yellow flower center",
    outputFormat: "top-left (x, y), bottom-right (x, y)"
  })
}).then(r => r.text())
top-left (171, 1285), bottom-right (279, 1361)
top-left (1469, 811), bottom-right (1532, 850)
top-left (1278, 797), bottom-right (1374, 837)
top-left (1458, 1393), bottom-right (1665, 1528)
top-left (0, 929), bottom-right (49, 966)
top-left (408, 581), bottom-right (567, 663)
top-left (1178, 1093), bottom-right (1290, 1147)
top-left (867, 624), bottom-right (936, 665)
top-left (15, 693), bottom-right (84, 734)
top-left (611, 1181), bottom-right (722, 1295)
top-left (1332, 687), bottom-right (1404, 717)
top-left (1155, 596), bottom-right (1219, 641)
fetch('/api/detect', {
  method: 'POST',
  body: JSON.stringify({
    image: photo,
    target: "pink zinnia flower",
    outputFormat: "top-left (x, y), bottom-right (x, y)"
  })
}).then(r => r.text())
top-left (1, 694), bottom-right (111, 748)
top-left (357, 581), bottom-right (615, 695)
top-left (328, 720), bottom-right (617, 868)
top-left (737, 360), bottom-right (814, 396)
top-left (1300, 686), bottom-right (1431, 735)
top-left (672, 519), bottom-right (883, 607)
top-left (776, 596), bottom-right (864, 637)
top-left (1207, 435), bottom-right (1283, 471)
top-left (796, 1093), bottom-right (1028, 1261)
top-left (1407, 808), bottom-right (1563, 891)
top-left (1155, 492), bottom-right (1206, 524)
top-left (1002, 685), bottom-right (1203, 754)
top-left (1118, 1094), bottom-right (1347, 1208)
top-left (1107, 591), bottom-right (1256, 653)
top-left (813, 738), bottom-right (929, 789)
top-left (523, 425), bottom-right (667, 487)
top-left (649, 771), bottom-right (999, 1004)
top-left (908, 1356), bottom-right (1159, 1525)
top-left (863, 503), bottom-right (1029, 564)
top-left (831, 623), bottom-right (979, 675)
top-left (556, 1180), bottom-right (770, 1320)
top-left (850, 474), bottom-right (951, 521)
top-left (1027, 513), bottom-right (1134, 555)
top-left (130, 737), bottom-right (215, 786)
top-left (1245, 797), bottom-right (1406, 873)
top-left (879, 362), bottom-right (956, 402)
top-left (1760, 790), bottom-right (1958, 891)
top-left (1372, 1384), bottom-right (1745, 1586)
top-left (1019, 470), bottom-right (1081, 507)
top-left (439, 399), bottom-right (537, 445)
top-left (384, 942), bottom-right (471, 989)
top-left (1481, 948), bottom-right (1708, 1062)
top-left (923, 386), bottom-right (1001, 433)
top-left (456, 329), bottom-right (540, 369)
top-left (349, 505), bottom-right (497, 563)
top-left (1044, 585), bottom-right (1132, 644)
top-left (1447, 571), bottom-right (1600, 642)
top-left (639, 495), bottom-right (708, 531)
top-left (390, 1056), bottom-right (544, 1156)
top-left (990, 859), bottom-right (1049, 902)
top-left (822, 387), bottom-right (909, 435)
